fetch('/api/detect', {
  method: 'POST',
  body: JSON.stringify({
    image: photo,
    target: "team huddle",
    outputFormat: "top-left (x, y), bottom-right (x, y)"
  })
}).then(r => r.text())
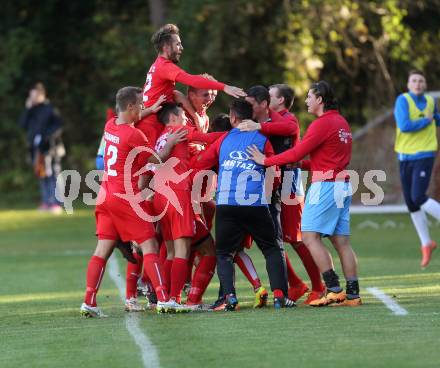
top-left (80, 23), bottom-right (361, 317)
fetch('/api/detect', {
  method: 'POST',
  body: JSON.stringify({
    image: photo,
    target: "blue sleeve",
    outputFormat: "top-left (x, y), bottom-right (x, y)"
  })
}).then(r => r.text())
top-left (394, 95), bottom-right (431, 132)
top-left (96, 155), bottom-right (104, 170)
top-left (434, 102), bottom-right (440, 127)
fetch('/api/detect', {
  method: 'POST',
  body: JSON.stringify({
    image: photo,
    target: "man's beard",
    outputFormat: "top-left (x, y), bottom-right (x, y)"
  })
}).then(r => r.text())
top-left (170, 51), bottom-right (180, 63)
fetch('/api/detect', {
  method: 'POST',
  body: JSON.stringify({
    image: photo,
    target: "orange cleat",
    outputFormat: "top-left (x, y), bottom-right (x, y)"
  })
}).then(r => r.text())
top-left (309, 289), bottom-right (346, 307)
top-left (330, 297), bottom-right (362, 307)
top-left (288, 283), bottom-right (309, 302)
top-left (420, 241), bottom-right (437, 268)
top-left (303, 290), bottom-right (325, 305)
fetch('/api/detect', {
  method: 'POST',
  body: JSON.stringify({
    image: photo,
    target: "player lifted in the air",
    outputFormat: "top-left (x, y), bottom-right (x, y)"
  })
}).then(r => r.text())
top-left (137, 23), bottom-right (245, 143)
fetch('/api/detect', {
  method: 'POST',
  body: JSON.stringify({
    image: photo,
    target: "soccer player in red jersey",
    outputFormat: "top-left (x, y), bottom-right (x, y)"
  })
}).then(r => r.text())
top-left (268, 84), bottom-right (325, 304)
top-left (173, 79), bottom-right (218, 293)
top-left (248, 81), bottom-right (361, 307)
top-left (174, 73), bottom-right (217, 135)
top-left (80, 87), bottom-right (188, 317)
top-left (137, 23), bottom-right (245, 144)
top-left (152, 103), bottom-right (221, 307)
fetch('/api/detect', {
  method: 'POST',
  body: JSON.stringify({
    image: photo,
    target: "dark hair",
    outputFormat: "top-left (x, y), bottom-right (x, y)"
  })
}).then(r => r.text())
top-left (229, 99), bottom-right (253, 121)
top-left (157, 102), bottom-right (182, 124)
top-left (269, 84), bottom-right (295, 109)
top-left (408, 69), bottom-right (425, 78)
top-left (246, 85), bottom-right (270, 105)
top-left (152, 24), bottom-right (180, 53)
top-left (115, 86), bottom-right (142, 112)
top-left (210, 113), bottom-right (232, 132)
top-left (309, 80), bottom-right (339, 111)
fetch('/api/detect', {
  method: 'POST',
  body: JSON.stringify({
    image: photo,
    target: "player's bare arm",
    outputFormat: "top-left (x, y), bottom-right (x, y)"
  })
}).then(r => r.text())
top-left (139, 94), bottom-right (166, 119)
top-left (173, 90), bottom-right (205, 131)
top-left (148, 127), bottom-right (188, 164)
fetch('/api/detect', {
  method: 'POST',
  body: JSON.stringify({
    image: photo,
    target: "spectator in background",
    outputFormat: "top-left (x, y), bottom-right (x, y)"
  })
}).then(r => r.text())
top-left (19, 83), bottom-right (65, 214)
top-left (394, 69), bottom-right (440, 268)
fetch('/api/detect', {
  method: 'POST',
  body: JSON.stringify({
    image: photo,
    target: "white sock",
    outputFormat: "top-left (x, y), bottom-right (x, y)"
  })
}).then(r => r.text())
top-left (410, 210), bottom-right (431, 247)
top-left (421, 198), bottom-right (440, 222)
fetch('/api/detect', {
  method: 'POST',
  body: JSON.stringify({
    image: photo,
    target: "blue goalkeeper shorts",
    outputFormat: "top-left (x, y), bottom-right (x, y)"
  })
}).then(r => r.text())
top-left (301, 181), bottom-right (352, 236)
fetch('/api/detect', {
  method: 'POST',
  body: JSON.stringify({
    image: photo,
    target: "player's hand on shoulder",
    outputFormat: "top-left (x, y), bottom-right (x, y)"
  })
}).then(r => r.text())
top-left (224, 85), bottom-right (246, 98)
top-left (247, 144), bottom-right (266, 165)
top-left (426, 113), bottom-right (434, 122)
top-left (167, 127), bottom-right (188, 145)
top-left (238, 120), bottom-right (261, 132)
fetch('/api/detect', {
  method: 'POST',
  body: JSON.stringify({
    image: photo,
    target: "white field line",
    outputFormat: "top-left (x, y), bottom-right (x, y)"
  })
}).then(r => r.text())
top-left (350, 205), bottom-right (408, 214)
top-left (366, 287), bottom-right (408, 316)
top-left (108, 255), bottom-right (160, 368)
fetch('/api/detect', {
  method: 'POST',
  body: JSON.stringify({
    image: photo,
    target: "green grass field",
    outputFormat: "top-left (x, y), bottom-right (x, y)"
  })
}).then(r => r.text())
top-left (0, 209), bottom-right (439, 368)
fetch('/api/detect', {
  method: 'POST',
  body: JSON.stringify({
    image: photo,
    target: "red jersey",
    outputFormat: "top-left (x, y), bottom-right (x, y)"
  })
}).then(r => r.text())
top-left (101, 118), bottom-right (153, 195)
top-left (259, 109), bottom-right (300, 154)
top-left (185, 109), bottom-right (210, 133)
top-left (136, 115), bottom-right (164, 146)
top-left (184, 109), bottom-right (210, 156)
top-left (264, 110), bottom-right (352, 182)
top-left (154, 125), bottom-right (222, 191)
top-left (278, 109), bottom-right (300, 146)
top-left (106, 108), bottom-right (117, 121)
top-left (142, 56), bottom-right (225, 107)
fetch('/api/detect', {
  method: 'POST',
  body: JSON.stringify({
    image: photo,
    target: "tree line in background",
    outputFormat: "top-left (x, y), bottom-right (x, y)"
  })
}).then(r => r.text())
top-left (1, 0), bottom-right (439, 197)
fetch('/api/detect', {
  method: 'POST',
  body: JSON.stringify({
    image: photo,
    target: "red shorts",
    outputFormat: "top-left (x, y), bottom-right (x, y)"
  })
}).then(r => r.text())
top-left (281, 194), bottom-right (304, 243)
top-left (153, 190), bottom-right (196, 241)
top-left (191, 214), bottom-right (211, 247)
top-left (95, 195), bottom-right (156, 244)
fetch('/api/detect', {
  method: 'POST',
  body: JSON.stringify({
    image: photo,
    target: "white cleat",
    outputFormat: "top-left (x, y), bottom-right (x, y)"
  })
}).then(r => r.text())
top-left (124, 298), bottom-right (145, 312)
top-left (184, 303), bottom-right (212, 312)
top-left (80, 303), bottom-right (108, 318)
top-left (156, 298), bottom-right (191, 314)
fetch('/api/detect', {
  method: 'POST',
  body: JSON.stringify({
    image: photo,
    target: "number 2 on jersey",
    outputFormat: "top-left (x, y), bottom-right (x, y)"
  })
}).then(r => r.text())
top-left (106, 145), bottom-right (118, 176)
top-left (143, 66), bottom-right (155, 103)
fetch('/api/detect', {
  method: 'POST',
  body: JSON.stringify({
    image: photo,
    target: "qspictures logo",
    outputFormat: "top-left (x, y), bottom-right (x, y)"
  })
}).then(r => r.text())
top-left (55, 147), bottom-right (387, 217)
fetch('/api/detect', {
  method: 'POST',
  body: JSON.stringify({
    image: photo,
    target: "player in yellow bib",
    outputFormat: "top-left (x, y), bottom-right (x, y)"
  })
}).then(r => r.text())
top-left (394, 69), bottom-right (440, 267)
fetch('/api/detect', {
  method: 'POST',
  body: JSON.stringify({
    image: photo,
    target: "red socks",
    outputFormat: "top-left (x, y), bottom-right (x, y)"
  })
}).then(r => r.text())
top-left (294, 243), bottom-right (325, 292)
top-left (234, 251), bottom-right (261, 291)
top-left (163, 259), bottom-right (173, 293)
top-left (143, 253), bottom-right (169, 302)
top-left (187, 255), bottom-right (216, 304)
top-left (159, 241), bottom-right (167, 265)
top-left (169, 257), bottom-right (189, 302)
top-left (125, 252), bottom-right (143, 300)
top-left (84, 255), bottom-right (106, 307)
top-left (186, 250), bottom-right (197, 283)
top-left (273, 289), bottom-right (284, 299)
top-left (285, 251), bottom-right (304, 288)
